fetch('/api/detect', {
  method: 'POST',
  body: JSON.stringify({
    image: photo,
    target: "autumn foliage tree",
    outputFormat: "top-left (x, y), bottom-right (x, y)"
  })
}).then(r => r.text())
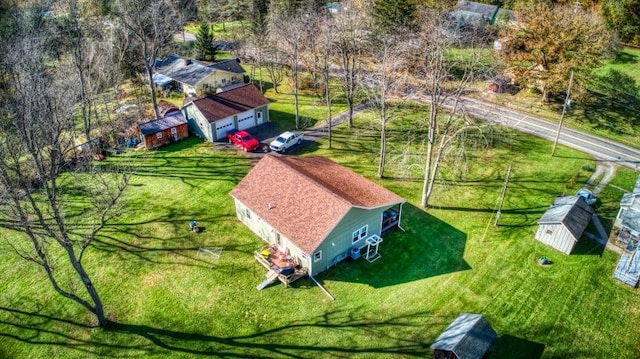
top-left (499, 2), bottom-right (616, 101)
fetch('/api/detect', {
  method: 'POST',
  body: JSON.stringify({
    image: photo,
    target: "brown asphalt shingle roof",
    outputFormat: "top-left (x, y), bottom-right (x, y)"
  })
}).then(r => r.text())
top-left (230, 155), bottom-right (405, 254)
top-left (188, 84), bottom-right (269, 123)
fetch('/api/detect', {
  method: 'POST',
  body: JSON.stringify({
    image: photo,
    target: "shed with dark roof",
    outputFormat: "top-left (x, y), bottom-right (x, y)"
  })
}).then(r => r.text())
top-left (535, 196), bottom-right (594, 254)
top-left (230, 155), bottom-right (405, 277)
top-left (137, 112), bottom-right (189, 150)
top-left (431, 313), bottom-right (497, 359)
top-left (182, 84), bottom-right (269, 141)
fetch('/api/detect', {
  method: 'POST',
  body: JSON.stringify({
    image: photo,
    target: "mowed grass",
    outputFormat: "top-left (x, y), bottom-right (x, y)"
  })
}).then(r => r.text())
top-left (2, 106), bottom-right (640, 358)
top-left (470, 46), bottom-right (640, 149)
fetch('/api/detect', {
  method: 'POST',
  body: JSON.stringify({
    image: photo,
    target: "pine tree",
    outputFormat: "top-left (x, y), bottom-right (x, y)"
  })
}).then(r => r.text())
top-left (194, 23), bottom-right (217, 61)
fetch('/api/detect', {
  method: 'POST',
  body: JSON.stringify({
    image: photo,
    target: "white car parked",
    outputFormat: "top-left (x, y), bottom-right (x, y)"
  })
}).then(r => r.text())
top-left (269, 131), bottom-right (303, 153)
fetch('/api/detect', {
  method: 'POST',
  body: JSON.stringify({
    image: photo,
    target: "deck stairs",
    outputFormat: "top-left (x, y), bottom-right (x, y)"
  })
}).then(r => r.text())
top-left (256, 270), bottom-right (279, 291)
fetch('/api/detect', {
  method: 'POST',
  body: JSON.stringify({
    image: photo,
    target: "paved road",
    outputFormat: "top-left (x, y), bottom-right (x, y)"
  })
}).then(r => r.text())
top-left (442, 97), bottom-right (640, 171)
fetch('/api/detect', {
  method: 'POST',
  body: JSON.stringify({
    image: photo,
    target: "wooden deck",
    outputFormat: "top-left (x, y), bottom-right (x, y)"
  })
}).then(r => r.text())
top-left (254, 247), bottom-right (307, 288)
top-left (382, 208), bottom-right (400, 233)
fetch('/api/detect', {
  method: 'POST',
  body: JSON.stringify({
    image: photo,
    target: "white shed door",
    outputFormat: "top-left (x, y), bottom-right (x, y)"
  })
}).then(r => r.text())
top-left (237, 112), bottom-right (255, 131)
top-left (215, 118), bottom-right (235, 140)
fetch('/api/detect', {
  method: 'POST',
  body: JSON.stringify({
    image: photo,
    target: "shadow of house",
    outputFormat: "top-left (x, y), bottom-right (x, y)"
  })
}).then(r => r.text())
top-left (534, 196), bottom-right (594, 255)
top-left (431, 313), bottom-right (497, 359)
top-left (488, 334), bottom-right (545, 359)
top-left (323, 203), bottom-right (470, 288)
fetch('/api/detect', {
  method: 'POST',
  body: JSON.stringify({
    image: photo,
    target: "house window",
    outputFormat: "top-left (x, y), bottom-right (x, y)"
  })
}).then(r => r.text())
top-left (245, 209), bottom-right (251, 219)
top-left (222, 78), bottom-right (227, 84)
top-left (156, 132), bottom-right (163, 139)
top-left (546, 229), bottom-right (553, 235)
top-left (353, 225), bottom-right (368, 244)
top-left (171, 127), bottom-right (177, 134)
top-left (313, 251), bottom-right (322, 262)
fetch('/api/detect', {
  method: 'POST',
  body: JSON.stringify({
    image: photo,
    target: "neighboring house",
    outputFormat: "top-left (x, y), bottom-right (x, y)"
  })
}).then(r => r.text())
top-left (431, 313), bottom-right (497, 359)
top-left (182, 83), bottom-right (269, 141)
top-left (137, 112), bottom-right (189, 150)
top-left (230, 155), bottom-right (406, 281)
top-left (614, 175), bottom-right (640, 245)
top-left (451, 0), bottom-right (515, 29)
top-left (154, 55), bottom-right (245, 97)
top-left (535, 196), bottom-right (594, 254)
top-left (613, 175), bottom-right (640, 287)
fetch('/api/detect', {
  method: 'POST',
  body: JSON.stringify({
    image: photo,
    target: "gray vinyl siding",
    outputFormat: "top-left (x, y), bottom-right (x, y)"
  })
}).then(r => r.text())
top-left (535, 223), bottom-right (577, 254)
top-left (183, 104), bottom-right (214, 142)
top-left (309, 207), bottom-right (386, 276)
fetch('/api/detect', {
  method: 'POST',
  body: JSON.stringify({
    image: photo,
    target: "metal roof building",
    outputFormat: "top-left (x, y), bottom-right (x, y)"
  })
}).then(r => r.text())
top-left (431, 313), bottom-right (497, 359)
top-left (535, 196), bottom-right (593, 254)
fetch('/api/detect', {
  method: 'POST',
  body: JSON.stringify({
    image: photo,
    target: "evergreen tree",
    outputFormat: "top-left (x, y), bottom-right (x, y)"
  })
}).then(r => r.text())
top-left (194, 23), bottom-right (217, 61)
top-left (371, 0), bottom-right (418, 34)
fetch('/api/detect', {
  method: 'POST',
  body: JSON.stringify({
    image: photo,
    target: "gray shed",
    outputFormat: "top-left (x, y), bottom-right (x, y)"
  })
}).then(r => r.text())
top-left (535, 196), bottom-right (594, 254)
top-left (431, 313), bottom-right (497, 359)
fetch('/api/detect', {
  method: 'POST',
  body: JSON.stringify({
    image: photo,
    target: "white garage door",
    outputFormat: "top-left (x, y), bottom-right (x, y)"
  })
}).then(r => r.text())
top-left (237, 113), bottom-right (255, 130)
top-left (215, 118), bottom-right (235, 140)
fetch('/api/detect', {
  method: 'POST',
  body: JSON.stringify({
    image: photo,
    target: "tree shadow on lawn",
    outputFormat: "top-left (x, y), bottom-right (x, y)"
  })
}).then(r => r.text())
top-left (322, 203), bottom-right (471, 288)
top-left (489, 334), bottom-right (545, 359)
top-left (88, 213), bottom-right (255, 270)
top-left (0, 306), bottom-right (437, 358)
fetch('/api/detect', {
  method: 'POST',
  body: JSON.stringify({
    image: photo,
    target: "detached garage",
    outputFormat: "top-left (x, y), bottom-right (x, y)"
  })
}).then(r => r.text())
top-left (182, 84), bottom-right (269, 142)
top-left (137, 112), bottom-right (189, 150)
top-left (535, 195), bottom-right (593, 254)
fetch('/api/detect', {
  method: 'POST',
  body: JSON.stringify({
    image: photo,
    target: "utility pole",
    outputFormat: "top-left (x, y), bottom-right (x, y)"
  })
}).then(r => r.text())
top-left (495, 164), bottom-right (512, 226)
top-left (552, 70), bottom-right (574, 156)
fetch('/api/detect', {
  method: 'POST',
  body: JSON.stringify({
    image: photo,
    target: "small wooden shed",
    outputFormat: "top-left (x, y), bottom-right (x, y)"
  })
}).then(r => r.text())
top-left (137, 112), bottom-right (189, 150)
top-left (431, 313), bottom-right (497, 359)
top-left (535, 196), bottom-right (594, 254)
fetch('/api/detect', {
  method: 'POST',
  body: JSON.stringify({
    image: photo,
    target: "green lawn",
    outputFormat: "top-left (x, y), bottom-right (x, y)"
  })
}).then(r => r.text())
top-left (597, 47), bottom-right (640, 83)
top-left (472, 47), bottom-right (640, 149)
top-left (2, 96), bottom-right (640, 358)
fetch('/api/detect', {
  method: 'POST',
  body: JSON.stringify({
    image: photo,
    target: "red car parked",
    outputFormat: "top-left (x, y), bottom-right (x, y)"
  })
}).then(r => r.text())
top-left (226, 129), bottom-right (260, 152)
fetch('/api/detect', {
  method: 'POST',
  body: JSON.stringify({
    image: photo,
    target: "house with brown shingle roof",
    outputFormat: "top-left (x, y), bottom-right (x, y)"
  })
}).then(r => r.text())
top-left (182, 83), bottom-right (269, 141)
top-left (230, 155), bottom-right (406, 278)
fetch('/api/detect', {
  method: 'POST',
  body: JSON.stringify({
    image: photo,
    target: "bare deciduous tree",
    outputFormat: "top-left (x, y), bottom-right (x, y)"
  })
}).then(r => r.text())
top-left (333, 0), bottom-right (366, 129)
top-left (264, 48), bottom-right (286, 94)
top-left (0, 17), bottom-right (130, 327)
top-left (361, 36), bottom-right (406, 179)
top-left (268, 4), bottom-right (310, 129)
top-left (414, 10), bottom-right (492, 208)
top-left (115, 0), bottom-right (183, 119)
